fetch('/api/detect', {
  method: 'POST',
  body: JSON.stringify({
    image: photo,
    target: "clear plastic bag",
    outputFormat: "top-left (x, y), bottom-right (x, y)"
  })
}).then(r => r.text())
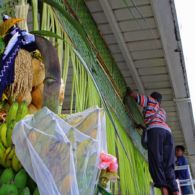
top-left (12, 107), bottom-right (107, 195)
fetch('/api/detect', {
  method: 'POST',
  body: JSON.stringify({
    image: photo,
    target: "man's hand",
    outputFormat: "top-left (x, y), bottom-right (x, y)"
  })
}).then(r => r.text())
top-left (126, 87), bottom-right (132, 96)
top-left (123, 87), bottom-right (136, 103)
top-left (125, 87), bottom-right (137, 98)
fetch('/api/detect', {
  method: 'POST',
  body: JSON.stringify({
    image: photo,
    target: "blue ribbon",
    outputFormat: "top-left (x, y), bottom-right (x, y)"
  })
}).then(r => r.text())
top-left (0, 27), bottom-right (35, 99)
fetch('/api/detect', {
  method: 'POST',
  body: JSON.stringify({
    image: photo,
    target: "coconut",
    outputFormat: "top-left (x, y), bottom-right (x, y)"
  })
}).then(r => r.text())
top-left (28, 104), bottom-right (38, 114)
top-left (32, 58), bottom-right (45, 87)
top-left (31, 83), bottom-right (44, 109)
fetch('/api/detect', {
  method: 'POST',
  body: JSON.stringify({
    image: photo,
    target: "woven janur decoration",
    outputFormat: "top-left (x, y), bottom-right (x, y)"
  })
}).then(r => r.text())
top-left (9, 49), bottom-right (33, 99)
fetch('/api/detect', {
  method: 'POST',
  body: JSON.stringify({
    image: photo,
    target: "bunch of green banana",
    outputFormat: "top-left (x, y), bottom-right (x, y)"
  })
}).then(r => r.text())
top-left (0, 102), bottom-right (28, 170)
top-left (0, 168), bottom-right (39, 195)
top-left (0, 99), bottom-right (39, 194)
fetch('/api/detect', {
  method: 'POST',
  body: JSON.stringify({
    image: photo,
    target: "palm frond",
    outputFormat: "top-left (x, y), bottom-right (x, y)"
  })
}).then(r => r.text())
top-left (30, 30), bottom-right (64, 40)
top-left (29, 1), bottom-right (157, 194)
top-left (43, 0), bottom-right (91, 50)
top-left (31, 0), bottom-right (39, 30)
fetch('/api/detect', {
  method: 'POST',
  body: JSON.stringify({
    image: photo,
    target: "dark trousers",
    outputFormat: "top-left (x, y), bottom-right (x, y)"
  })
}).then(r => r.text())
top-left (148, 128), bottom-right (178, 193)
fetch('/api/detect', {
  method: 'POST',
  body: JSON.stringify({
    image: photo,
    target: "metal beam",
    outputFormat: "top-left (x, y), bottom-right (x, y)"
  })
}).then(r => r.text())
top-left (98, 0), bottom-right (145, 93)
top-left (151, 0), bottom-right (195, 156)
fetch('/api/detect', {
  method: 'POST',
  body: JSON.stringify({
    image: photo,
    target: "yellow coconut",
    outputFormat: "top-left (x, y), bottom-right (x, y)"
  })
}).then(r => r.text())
top-left (17, 91), bottom-right (32, 106)
top-left (32, 58), bottom-right (45, 87)
top-left (61, 175), bottom-right (73, 193)
top-left (28, 104), bottom-right (38, 114)
top-left (31, 83), bottom-right (44, 109)
top-left (28, 131), bottom-right (37, 144)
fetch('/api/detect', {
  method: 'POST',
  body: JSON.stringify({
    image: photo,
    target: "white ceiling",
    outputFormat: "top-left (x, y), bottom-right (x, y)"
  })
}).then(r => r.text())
top-left (85, 0), bottom-right (195, 173)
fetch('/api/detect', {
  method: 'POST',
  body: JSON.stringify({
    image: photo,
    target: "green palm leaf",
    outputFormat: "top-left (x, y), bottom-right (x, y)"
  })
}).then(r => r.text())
top-left (30, 30), bottom-right (64, 40)
top-left (43, 0), bottom-right (91, 50)
top-left (29, 1), bottom-right (157, 194)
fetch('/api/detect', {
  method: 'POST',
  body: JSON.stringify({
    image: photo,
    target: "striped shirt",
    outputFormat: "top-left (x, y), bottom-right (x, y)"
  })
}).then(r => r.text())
top-left (135, 95), bottom-right (171, 132)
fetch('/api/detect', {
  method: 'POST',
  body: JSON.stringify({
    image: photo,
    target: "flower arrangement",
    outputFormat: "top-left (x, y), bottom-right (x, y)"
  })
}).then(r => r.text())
top-left (98, 152), bottom-right (119, 188)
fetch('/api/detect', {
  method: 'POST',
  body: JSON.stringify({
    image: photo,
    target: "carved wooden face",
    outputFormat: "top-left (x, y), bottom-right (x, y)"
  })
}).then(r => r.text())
top-left (35, 36), bottom-right (61, 113)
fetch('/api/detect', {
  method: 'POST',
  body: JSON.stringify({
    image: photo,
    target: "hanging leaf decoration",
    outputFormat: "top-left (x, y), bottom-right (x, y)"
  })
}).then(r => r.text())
top-left (0, 18), bottom-right (23, 37)
top-left (0, 37), bottom-right (5, 54)
top-left (43, 0), bottom-right (91, 50)
top-left (30, 30), bottom-right (64, 40)
top-left (29, 1), bottom-right (160, 194)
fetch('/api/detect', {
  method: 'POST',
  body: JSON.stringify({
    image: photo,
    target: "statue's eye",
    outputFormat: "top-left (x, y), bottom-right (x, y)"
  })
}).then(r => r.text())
top-left (44, 77), bottom-right (56, 85)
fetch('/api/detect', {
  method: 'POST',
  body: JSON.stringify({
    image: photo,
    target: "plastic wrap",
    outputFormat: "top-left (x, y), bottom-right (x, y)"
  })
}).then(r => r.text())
top-left (12, 107), bottom-right (107, 195)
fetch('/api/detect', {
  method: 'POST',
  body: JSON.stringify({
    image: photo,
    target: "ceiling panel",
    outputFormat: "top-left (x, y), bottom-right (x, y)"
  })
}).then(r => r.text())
top-left (127, 39), bottom-right (162, 51)
top-left (174, 134), bottom-right (185, 140)
top-left (98, 23), bottom-right (113, 35)
top-left (161, 94), bottom-right (174, 101)
top-left (114, 6), bottom-right (153, 21)
top-left (126, 82), bottom-right (137, 90)
top-left (146, 88), bottom-right (173, 95)
top-left (163, 106), bottom-right (177, 112)
top-left (121, 69), bottom-right (131, 77)
top-left (168, 121), bottom-right (179, 127)
top-left (172, 129), bottom-right (183, 134)
top-left (115, 58), bottom-right (126, 63)
top-left (143, 81), bottom-right (170, 89)
top-left (174, 140), bottom-right (185, 145)
top-left (119, 18), bottom-right (156, 32)
top-left (92, 12), bottom-right (107, 24)
top-left (113, 53), bottom-right (124, 62)
top-left (103, 34), bottom-right (117, 44)
top-left (173, 137), bottom-right (184, 144)
top-left (171, 133), bottom-right (183, 140)
top-left (116, 62), bottom-right (127, 69)
top-left (138, 67), bottom-right (168, 75)
top-left (124, 76), bottom-right (134, 84)
top-left (161, 101), bottom-right (176, 108)
top-left (141, 74), bottom-right (170, 82)
top-left (109, 44), bottom-right (121, 53)
top-left (85, 0), bottom-right (102, 12)
top-left (123, 29), bottom-right (159, 42)
top-left (169, 123), bottom-right (180, 129)
top-left (108, 0), bottom-right (150, 9)
top-left (167, 112), bottom-right (178, 118)
top-left (131, 49), bottom-right (164, 60)
top-left (167, 117), bottom-right (178, 122)
top-left (134, 58), bottom-right (166, 68)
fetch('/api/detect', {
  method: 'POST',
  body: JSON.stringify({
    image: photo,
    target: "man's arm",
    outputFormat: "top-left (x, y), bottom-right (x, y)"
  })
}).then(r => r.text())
top-left (129, 91), bottom-right (148, 108)
top-left (124, 87), bottom-right (148, 108)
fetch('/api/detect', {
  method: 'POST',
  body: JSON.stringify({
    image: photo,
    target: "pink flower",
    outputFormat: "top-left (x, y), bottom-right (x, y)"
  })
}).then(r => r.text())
top-left (99, 152), bottom-right (118, 173)
top-left (99, 162), bottom-right (110, 170)
top-left (109, 161), bottom-right (118, 172)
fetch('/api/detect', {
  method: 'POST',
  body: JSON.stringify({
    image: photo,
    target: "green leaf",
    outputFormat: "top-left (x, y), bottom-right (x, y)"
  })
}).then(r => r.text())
top-left (31, 0), bottom-right (39, 30)
top-left (0, 37), bottom-right (5, 54)
top-left (43, 0), bottom-right (91, 50)
top-left (98, 185), bottom-right (112, 195)
top-left (30, 30), bottom-right (64, 40)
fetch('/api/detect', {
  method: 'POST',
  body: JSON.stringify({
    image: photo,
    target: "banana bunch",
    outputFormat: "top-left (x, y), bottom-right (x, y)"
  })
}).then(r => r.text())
top-left (0, 168), bottom-right (40, 195)
top-left (0, 101), bottom-right (28, 170)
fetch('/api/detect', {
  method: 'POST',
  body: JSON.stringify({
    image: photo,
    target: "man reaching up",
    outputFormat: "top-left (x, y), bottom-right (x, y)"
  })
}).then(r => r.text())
top-left (127, 91), bottom-right (179, 195)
